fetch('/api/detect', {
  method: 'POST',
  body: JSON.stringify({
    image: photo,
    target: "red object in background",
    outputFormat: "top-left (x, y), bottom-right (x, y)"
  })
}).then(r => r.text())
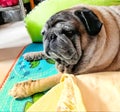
top-left (0, 0), bottom-right (19, 7)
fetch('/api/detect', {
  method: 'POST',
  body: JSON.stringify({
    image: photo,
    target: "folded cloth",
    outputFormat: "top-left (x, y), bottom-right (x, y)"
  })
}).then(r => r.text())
top-left (77, 72), bottom-right (120, 111)
top-left (27, 72), bottom-right (120, 111)
top-left (27, 74), bottom-right (86, 112)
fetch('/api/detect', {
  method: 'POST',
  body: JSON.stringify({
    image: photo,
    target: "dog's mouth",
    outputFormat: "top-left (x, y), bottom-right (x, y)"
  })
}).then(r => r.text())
top-left (48, 50), bottom-right (79, 65)
top-left (45, 43), bottom-right (79, 65)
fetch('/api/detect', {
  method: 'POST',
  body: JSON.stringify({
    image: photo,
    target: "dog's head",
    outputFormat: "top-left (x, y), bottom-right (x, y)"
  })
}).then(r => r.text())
top-left (41, 7), bottom-right (102, 68)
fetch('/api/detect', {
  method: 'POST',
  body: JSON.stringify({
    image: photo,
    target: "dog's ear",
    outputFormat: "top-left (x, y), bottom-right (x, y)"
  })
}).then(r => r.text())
top-left (74, 8), bottom-right (102, 36)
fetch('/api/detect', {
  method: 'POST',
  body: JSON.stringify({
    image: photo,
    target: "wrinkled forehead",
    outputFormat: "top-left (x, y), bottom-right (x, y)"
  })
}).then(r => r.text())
top-left (55, 22), bottom-right (76, 32)
top-left (42, 22), bottom-right (76, 37)
top-left (42, 11), bottom-right (77, 34)
top-left (46, 11), bottom-right (76, 28)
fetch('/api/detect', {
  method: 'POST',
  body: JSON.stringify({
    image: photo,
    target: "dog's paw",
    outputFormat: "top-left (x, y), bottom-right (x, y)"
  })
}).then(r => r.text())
top-left (9, 81), bottom-right (32, 99)
top-left (23, 52), bottom-right (47, 61)
top-left (23, 52), bottom-right (37, 61)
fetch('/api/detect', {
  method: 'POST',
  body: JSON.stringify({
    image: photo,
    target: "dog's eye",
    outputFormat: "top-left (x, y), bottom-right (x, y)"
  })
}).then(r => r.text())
top-left (41, 31), bottom-right (45, 35)
top-left (62, 30), bottom-right (75, 37)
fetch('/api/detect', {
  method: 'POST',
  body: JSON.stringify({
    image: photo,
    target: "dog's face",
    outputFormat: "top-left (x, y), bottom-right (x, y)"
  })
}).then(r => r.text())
top-left (42, 11), bottom-right (82, 66)
top-left (42, 8), bottom-right (102, 72)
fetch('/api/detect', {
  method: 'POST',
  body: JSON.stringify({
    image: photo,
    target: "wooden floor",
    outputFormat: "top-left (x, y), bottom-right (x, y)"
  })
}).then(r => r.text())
top-left (0, 21), bottom-right (31, 87)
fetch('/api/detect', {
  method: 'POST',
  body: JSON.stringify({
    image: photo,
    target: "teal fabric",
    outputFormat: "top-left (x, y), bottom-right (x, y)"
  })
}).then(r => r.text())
top-left (0, 43), bottom-right (58, 111)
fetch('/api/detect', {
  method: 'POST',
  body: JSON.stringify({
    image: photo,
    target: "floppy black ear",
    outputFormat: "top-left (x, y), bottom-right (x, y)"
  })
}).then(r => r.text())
top-left (74, 8), bottom-right (102, 36)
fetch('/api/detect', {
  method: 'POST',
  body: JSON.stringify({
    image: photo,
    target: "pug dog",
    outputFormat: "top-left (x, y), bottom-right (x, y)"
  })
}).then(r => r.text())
top-left (9, 5), bottom-right (120, 98)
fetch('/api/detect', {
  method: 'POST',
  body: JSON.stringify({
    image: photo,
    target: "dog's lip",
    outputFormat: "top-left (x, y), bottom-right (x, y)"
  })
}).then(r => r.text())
top-left (48, 51), bottom-right (60, 58)
top-left (46, 49), bottom-right (80, 65)
top-left (65, 53), bottom-right (79, 64)
top-left (58, 52), bottom-right (79, 65)
top-left (49, 50), bottom-right (76, 60)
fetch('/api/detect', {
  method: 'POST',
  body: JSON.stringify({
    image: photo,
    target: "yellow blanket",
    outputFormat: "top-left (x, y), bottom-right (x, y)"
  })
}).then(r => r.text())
top-left (27, 72), bottom-right (120, 111)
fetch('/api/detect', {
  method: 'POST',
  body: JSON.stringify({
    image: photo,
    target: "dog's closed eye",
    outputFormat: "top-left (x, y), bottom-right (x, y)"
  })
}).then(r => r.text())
top-left (62, 29), bottom-right (75, 37)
